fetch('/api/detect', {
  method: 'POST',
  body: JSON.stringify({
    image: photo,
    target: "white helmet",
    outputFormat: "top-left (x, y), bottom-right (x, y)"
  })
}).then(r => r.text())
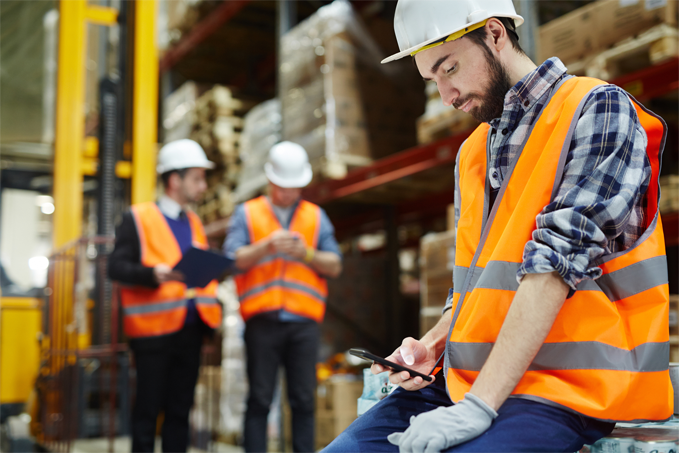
top-left (264, 141), bottom-right (313, 188)
top-left (382, 0), bottom-right (523, 64)
top-left (156, 139), bottom-right (215, 174)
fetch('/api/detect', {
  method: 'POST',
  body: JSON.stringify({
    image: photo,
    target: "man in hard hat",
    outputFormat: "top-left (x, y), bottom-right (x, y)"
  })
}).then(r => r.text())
top-left (109, 139), bottom-right (223, 453)
top-left (224, 141), bottom-right (342, 453)
top-left (324, 1), bottom-right (671, 452)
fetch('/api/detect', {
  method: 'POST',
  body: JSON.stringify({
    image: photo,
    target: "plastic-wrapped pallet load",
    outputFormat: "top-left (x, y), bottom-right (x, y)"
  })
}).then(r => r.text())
top-left (280, 0), bottom-right (422, 180)
top-left (235, 99), bottom-right (281, 203)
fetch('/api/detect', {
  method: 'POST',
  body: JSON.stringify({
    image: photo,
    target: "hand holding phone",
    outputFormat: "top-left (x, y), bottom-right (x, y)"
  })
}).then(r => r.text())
top-left (349, 348), bottom-right (433, 382)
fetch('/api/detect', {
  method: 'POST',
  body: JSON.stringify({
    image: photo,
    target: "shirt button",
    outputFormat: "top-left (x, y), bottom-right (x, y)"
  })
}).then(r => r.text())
top-left (523, 100), bottom-right (530, 107)
top-left (502, 128), bottom-right (509, 135)
top-left (491, 170), bottom-right (499, 180)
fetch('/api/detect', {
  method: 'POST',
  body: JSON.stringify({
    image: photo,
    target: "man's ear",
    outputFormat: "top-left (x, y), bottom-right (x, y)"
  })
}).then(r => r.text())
top-left (486, 18), bottom-right (507, 52)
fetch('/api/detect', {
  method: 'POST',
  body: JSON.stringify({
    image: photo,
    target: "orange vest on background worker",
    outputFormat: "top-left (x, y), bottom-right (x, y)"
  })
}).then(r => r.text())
top-left (120, 202), bottom-right (222, 338)
top-left (447, 77), bottom-right (672, 422)
top-left (234, 196), bottom-right (328, 323)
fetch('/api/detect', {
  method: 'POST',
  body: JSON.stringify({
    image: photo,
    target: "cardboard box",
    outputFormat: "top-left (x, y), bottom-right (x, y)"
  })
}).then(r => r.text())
top-left (670, 294), bottom-right (678, 336)
top-left (447, 204), bottom-right (456, 232)
top-left (420, 306), bottom-right (446, 336)
top-left (316, 378), bottom-right (363, 415)
top-left (671, 343), bottom-right (679, 363)
top-left (537, 2), bottom-right (599, 64)
top-left (315, 411), bottom-right (358, 450)
top-left (538, 0), bottom-right (678, 64)
top-left (420, 231), bottom-right (456, 308)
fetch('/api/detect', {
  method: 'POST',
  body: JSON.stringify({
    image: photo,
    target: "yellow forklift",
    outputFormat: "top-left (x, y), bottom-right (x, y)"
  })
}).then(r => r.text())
top-left (0, 1), bottom-right (159, 451)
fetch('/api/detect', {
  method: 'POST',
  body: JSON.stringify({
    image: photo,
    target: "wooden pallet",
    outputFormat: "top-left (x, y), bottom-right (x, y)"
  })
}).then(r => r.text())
top-left (586, 24), bottom-right (678, 80)
top-left (417, 108), bottom-right (479, 145)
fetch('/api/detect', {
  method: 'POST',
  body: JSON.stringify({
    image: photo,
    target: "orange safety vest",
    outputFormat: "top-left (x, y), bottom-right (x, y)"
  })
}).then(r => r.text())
top-left (447, 77), bottom-right (673, 422)
top-left (120, 202), bottom-right (222, 338)
top-left (234, 196), bottom-right (328, 323)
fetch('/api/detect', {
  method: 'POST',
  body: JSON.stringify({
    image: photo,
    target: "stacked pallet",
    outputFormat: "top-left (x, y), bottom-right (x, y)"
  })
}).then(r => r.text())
top-left (660, 175), bottom-right (679, 215)
top-left (539, 0), bottom-right (678, 79)
top-left (416, 82), bottom-right (479, 145)
top-left (162, 81), bottom-right (247, 225)
top-left (280, 1), bottom-right (422, 180)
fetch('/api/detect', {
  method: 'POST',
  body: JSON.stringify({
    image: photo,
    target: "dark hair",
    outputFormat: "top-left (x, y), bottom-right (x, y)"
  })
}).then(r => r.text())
top-left (464, 17), bottom-right (525, 57)
top-left (160, 168), bottom-right (189, 187)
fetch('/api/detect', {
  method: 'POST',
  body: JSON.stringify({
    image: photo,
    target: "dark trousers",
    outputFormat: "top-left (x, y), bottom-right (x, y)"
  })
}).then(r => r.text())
top-left (243, 316), bottom-right (319, 453)
top-left (323, 372), bottom-right (615, 452)
top-left (130, 324), bottom-right (204, 453)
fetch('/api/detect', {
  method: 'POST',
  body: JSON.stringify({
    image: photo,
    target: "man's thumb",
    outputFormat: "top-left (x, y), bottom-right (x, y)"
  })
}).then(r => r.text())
top-left (387, 433), bottom-right (403, 446)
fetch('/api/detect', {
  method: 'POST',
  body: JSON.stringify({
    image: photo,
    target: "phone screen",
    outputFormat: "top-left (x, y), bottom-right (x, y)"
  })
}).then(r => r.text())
top-left (349, 348), bottom-right (433, 382)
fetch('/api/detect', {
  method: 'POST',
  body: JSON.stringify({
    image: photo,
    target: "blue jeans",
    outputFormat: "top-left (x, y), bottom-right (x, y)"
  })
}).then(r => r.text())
top-left (323, 374), bottom-right (614, 452)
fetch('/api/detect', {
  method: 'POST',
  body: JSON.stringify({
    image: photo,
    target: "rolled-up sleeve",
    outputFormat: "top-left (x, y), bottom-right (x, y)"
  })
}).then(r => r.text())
top-left (222, 204), bottom-right (250, 259)
top-left (518, 86), bottom-right (652, 292)
top-left (317, 208), bottom-right (342, 258)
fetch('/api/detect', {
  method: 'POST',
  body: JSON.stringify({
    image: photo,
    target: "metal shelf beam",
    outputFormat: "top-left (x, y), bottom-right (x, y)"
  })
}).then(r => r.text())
top-left (159, 0), bottom-right (251, 73)
top-left (303, 132), bottom-right (470, 205)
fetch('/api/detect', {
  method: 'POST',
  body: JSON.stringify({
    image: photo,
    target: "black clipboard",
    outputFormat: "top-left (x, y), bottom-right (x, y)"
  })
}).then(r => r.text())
top-left (173, 247), bottom-right (234, 288)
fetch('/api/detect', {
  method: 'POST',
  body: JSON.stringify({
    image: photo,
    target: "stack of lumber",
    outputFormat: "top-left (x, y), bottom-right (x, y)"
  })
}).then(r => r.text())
top-left (416, 81), bottom-right (479, 145)
top-left (163, 81), bottom-right (249, 225)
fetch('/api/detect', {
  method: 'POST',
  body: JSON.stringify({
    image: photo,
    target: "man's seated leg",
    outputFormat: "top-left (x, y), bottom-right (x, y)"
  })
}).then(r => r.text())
top-left (446, 398), bottom-right (615, 453)
top-left (323, 374), bottom-right (452, 453)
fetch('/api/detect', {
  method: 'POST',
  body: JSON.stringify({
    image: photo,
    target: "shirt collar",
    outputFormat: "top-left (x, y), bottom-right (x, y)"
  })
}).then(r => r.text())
top-left (158, 195), bottom-right (183, 220)
top-left (506, 57), bottom-right (568, 113)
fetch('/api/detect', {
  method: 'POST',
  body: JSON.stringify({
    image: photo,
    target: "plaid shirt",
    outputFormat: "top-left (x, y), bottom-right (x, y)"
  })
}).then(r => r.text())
top-left (454, 58), bottom-right (651, 292)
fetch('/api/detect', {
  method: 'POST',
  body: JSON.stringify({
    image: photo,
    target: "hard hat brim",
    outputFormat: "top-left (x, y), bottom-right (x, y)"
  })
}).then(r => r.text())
top-left (381, 14), bottom-right (523, 64)
top-left (264, 162), bottom-right (313, 189)
top-left (156, 160), bottom-right (215, 174)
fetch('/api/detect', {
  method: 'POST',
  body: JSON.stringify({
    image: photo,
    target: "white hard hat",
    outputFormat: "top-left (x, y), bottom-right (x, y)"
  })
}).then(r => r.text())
top-left (156, 139), bottom-right (215, 174)
top-left (264, 141), bottom-right (313, 188)
top-left (382, 0), bottom-right (523, 64)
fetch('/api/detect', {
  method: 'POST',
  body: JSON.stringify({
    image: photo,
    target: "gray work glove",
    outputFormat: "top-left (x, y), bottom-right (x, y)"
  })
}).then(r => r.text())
top-left (387, 393), bottom-right (498, 452)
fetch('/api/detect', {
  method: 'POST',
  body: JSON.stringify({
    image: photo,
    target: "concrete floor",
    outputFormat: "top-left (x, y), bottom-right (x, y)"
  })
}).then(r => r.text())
top-left (70, 437), bottom-right (244, 453)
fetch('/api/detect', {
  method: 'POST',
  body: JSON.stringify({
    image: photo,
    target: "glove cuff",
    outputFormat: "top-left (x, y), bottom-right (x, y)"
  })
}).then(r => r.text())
top-left (464, 393), bottom-right (499, 419)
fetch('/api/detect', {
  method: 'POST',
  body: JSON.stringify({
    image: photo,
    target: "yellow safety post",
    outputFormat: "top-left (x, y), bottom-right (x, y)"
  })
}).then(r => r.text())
top-left (132, 0), bottom-right (159, 204)
top-left (53, 0), bottom-right (87, 248)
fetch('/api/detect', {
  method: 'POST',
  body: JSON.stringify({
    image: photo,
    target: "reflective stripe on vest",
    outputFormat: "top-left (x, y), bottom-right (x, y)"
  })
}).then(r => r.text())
top-left (452, 255), bottom-right (668, 300)
top-left (120, 202), bottom-right (222, 338)
top-left (234, 196), bottom-right (328, 322)
top-left (448, 77), bottom-right (672, 422)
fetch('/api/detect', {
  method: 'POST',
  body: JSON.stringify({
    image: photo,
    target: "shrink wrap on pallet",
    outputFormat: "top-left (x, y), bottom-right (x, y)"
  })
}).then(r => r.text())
top-left (280, 0), bottom-right (421, 179)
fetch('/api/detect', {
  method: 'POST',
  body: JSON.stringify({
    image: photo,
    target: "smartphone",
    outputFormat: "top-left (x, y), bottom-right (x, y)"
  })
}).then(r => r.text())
top-left (349, 348), bottom-right (433, 382)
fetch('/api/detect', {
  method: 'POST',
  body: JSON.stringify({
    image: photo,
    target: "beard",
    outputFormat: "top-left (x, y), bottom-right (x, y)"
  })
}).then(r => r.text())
top-left (453, 52), bottom-right (512, 123)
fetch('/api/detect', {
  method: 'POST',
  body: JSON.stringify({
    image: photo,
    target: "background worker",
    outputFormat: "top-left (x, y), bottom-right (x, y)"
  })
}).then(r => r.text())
top-left (223, 141), bottom-right (342, 453)
top-left (324, 0), bottom-right (672, 452)
top-left (109, 139), bottom-right (223, 453)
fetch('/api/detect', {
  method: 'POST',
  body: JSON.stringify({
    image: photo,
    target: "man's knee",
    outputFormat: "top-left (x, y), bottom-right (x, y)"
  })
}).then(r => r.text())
top-left (321, 428), bottom-right (358, 453)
